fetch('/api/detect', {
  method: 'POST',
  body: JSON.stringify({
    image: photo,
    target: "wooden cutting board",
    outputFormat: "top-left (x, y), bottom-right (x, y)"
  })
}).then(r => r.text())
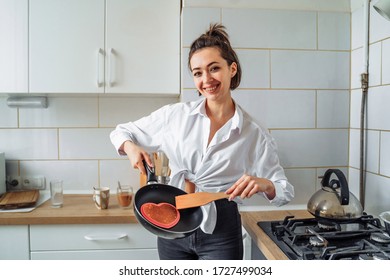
top-left (0, 190), bottom-right (40, 209)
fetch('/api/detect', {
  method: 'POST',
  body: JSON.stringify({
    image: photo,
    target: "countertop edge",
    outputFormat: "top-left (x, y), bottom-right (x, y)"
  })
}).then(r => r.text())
top-left (0, 194), bottom-right (139, 225)
top-left (240, 210), bottom-right (313, 260)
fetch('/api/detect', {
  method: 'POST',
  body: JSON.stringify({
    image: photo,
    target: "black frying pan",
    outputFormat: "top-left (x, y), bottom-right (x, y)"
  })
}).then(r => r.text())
top-left (133, 161), bottom-right (203, 239)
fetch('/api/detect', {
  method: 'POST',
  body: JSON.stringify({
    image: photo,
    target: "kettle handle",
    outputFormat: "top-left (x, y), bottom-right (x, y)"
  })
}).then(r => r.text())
top-left (321, 169), bottom-right (349, 205)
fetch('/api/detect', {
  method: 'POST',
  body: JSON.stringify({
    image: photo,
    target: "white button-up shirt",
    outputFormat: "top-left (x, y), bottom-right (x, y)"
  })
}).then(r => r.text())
top-left (110, 98), bottom-right (294, 233)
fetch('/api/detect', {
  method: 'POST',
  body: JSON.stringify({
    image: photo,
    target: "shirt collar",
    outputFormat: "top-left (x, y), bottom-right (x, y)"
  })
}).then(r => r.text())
top-left (189, 98), bottom-right (243, 134)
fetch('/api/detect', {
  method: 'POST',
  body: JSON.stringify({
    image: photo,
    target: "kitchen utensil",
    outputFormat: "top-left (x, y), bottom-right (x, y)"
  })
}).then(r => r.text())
top-left (140, 202), bottom-right (180, 229)
top-left (307, 169), bottom-right (363, 220)
top-left (379, 211), bottom-right (390, 234)
top-left (175, 192), bottom-right (230, 210)
top-left (153, 152), bottom-right (171, 184)
top-left (133, 160), bottom-right (203, 239)
top-left (0, 190), bottom-right (40, 209)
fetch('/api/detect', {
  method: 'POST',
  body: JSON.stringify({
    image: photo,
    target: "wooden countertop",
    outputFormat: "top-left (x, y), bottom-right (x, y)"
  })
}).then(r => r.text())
top-left (241, 210), bottom-right (312, 260)
top-left (0, 194), bottom-right (137, 225)
top-left (1, 194), bottom-right (310, 260)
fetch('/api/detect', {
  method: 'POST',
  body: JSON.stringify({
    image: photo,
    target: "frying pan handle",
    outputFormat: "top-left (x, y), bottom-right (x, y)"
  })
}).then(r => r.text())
top-left (143, 160), bottom-right (158, 184)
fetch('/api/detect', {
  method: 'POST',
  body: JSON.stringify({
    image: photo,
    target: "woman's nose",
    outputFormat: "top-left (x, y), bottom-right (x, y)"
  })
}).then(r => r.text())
top-left (203, 72), bottom-right (213, 83)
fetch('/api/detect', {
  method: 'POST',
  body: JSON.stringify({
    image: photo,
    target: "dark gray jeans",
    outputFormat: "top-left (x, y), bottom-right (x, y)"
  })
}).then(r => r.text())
top-left (157, 199), bottom-right (243, 260)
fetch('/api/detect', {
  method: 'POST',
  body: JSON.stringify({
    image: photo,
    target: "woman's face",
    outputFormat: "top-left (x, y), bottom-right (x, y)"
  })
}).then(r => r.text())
top-left (190, 47), bottom-right (237, 103)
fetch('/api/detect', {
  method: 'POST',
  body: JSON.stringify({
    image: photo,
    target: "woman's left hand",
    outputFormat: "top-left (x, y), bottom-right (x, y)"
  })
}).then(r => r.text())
top-left (226, 174), bottom-right (276, 201)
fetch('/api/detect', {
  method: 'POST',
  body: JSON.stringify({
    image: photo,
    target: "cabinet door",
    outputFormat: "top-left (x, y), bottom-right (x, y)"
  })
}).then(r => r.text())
top-left (0, 225), bottom-right (29, 260)
top-left (30, 223), bottom-right (157, 251)
top-left (0, 0), bottom-right (28, 93)
top-left (29, 0), bottom-right (105, 93)
top-left (106, 0), bottom-right (180, 94)
top-left (31, 248), bottom-right (158, 260)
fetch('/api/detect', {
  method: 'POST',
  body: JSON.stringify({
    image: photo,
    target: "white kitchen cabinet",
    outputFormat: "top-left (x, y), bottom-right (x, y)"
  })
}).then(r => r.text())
top-left (0, 0), bottom-right (28, 93)
top-left (105, 0), bottom-right (180, 94)
top-left (29, 0), bottom-right (105, 93)
top-left (29, 223), bottom-right (159, 260)
top-left (0, 225), bottom-right (30, 260)
top-left (29, 0), bottom-right (180, 95)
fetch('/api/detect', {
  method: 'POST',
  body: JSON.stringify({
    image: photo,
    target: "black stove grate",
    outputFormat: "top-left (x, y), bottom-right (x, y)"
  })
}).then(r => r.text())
top-left (257, 215), bottom-right (390, 260)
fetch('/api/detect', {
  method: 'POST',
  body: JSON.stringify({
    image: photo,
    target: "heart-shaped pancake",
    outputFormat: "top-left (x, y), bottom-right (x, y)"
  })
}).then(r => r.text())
top-left (140, 202), bottom-right (180, 229)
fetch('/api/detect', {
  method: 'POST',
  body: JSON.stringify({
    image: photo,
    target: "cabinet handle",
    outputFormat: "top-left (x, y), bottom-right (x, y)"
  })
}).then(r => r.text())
top-left (96, 48), bottom-right (104, 87)
top-left (108, 48), bottom-right (114, 87)
top-left (84, 233), bottom-right (128, 241)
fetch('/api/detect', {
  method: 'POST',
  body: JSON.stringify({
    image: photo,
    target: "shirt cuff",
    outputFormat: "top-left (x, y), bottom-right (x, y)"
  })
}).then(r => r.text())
top-left (110, 132), bottom-right (131, 156)
top-left (262, 181), bottom-right (291, 207)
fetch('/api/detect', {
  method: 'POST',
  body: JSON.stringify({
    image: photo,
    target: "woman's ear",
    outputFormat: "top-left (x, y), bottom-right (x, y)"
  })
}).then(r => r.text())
top-left (230, 62), bottom-right (238, 78)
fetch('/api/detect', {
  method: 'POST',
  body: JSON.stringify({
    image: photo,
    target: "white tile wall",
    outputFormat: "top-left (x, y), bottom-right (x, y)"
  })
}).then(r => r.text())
top-left (271, 129), bottom-right (349, 168)
top-left (19, 97), bottom-right (98, 128)
top-left (181, 7), bottom-right (221, 47)
top-left (350, 89), bottom-right (361, 129)
top-left (367, 85), bottom-right (390, 130)
top-left (235, 50), bottom-right (270, 89)
top-left (0, 97), bottom-right (18, 128)
top-left (351, 5), bottom-right (364, 50)
top-left (59, 128), bottom-right (119, 159)
top-left (223, 9), bottom-right (317, 49)
top-left (348, 168), bottom-right (361, 200)
top-left (316, 90), bottom-right (349, 128)
top-left (271, 50), bottom-right (350, 89)
top-left (99, 160), bottom-right (141, 193)
top-left (369, 2), bottom-right (390, 44)
top-left (382, 38), bottom-right (390, 85)
top-left (368, 42), bottom-right (382, 87)
top-left (349, 129), bottom-right (380, 173)
top-left (233, 90), bottom-right (316, 129)
top-left (0, 128), bottom-right (58, 160)
top-left (364, 172), bottom-right (390, 215)
top-left (284, 168), bottom-right (317, 205)
top-left (99, 96), bottom-right (178, 127)
top-left (380, 132), bottom-right (390, 177)
top-left (350, 2), bottom-right (390, 217)
top-left (20, 160), bottom-right (98, 193)
top-left (318, 12), bottom-right (350, 51)
top-left (351, 47), bottom-right (364, 89)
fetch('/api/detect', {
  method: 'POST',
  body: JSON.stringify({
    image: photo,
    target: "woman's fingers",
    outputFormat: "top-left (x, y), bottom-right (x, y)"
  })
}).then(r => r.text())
top-left (227, 174), bottom-right (262, 200)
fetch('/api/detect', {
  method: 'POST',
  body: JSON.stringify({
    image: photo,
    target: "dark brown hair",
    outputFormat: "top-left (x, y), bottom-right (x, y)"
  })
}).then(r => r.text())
top-left (188, 23), bottom-right (242, 90)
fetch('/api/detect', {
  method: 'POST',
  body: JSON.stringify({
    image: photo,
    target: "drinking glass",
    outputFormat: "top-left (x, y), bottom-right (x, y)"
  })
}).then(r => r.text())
top-left (117, 184), bottom-right (133, 209)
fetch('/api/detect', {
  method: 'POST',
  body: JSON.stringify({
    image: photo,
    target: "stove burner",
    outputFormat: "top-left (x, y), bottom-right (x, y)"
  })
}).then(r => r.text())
top-left (317, 221), bottom-right (337, 231)
top-left (370, 232), bottom-right (390, 244)
top-left (309, 236), bottom-right (326, 247)
top-left (258, 215), bottom-right (390, 260)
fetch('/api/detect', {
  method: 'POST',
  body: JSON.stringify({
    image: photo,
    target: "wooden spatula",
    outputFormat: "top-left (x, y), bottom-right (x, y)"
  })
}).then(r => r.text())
top-left (175, 192), bottom-right (230, 210)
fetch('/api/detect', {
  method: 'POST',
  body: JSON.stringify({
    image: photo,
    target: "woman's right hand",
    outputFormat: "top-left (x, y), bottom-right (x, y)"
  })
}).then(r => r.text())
top-left (122, 141), bottom-right (153, 175)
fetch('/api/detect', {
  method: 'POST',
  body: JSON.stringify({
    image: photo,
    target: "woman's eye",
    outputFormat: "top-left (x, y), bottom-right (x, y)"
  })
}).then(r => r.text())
top-left (210, 67), bottom-right (219, 72)
top-left (193, 72), bottom-right (201, 77)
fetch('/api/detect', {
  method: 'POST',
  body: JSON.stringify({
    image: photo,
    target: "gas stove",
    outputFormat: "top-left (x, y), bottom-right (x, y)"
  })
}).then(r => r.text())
top-left (257, 215), bottom-right (390, 260)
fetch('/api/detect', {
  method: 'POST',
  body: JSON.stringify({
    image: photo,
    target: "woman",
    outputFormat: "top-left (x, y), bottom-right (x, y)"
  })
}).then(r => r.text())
top-left (110, 23), bottom-right (294, 260)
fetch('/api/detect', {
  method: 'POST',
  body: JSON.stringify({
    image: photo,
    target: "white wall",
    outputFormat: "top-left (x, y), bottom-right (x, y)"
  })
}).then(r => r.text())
top-left (181, 5), bottom-right (351, 209)
top-left (0, 96), bottom-right (178, 193)
top-left (350, 0), bottom-right (390, 216)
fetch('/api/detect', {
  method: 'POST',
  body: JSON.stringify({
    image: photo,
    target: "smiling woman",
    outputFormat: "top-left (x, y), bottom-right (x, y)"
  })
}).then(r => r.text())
top-left (110, 23), bottom-right (293, 260)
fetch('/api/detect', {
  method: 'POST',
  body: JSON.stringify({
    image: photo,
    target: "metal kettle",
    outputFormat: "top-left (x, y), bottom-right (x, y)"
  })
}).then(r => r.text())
top-left (307, 169), bottom-right (363, 220)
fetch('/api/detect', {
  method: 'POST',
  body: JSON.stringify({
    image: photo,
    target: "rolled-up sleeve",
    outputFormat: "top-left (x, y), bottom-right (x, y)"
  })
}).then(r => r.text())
top-left (109, 105), bottom-right (169, 155)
